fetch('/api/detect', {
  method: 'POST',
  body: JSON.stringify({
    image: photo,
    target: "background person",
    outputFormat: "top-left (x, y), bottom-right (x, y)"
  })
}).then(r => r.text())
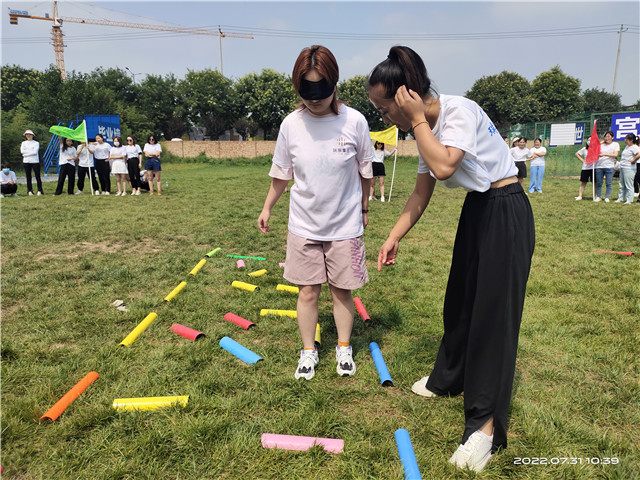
top-left (616, 133), bottom-right (640, 204)
top-left (76, 142), bottom-right (100, 195)
top-left (370, 141), bottom-right (395, 202)
top-left (109, 136), bottom-right (129, 196)
top-left (1, 163), bottom-right (19, 197)
top-left (93, 134), bottom-right (112, 195)
top-left (20, 129), bottom-right (43, 196)
top-left (594, 131), bottom-right (619, 202)
top-left (54, 137), bottom-right (78, 196)
top-left (509, 137), bottom-right (529, 187)
top-left (527, 138), bottom-right (546, 193)
top-left (125, 135), bottom-right (143, 195)
top-left (143, 135), bottom-right (162, 195)
top-left (368, 45), bottom-right (534, 473)
top-left (258, 45), bottom-right (373, 382)
top-left (574, 136), bottom-right (593, 201)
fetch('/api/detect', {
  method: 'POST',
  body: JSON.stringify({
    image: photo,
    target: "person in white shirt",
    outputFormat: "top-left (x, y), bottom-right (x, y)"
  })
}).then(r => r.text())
top-left (93, 133), bottom-right (112, 195)
top-left (616, 134), bottom-right (640, 204)
top-left (143, 135), bottom-right (163, 195)
top-left (109, 136), bottom-right (129, 196)
top-left (594, 131), bottom-right (620, 202)
top-left (76, 142), bottom-right (100, 195)
top-left (574, 136), bottom-right (594, 200)
top-left (258, 45), bottom-right (373, 382)
top-left (1, 163), bottom-right (19, 197)
top-left (527, 138), bottom-right (547, 193)
top-left (369, 141), bottom-right (395, 202)
top-left (54, 138), bottom-right (78, 195)
top-left (368, 46), bottom-right (534, 473)
top-left (125, 135), bottom-right (144, 195)
top-left (509, 137), bottom-right (530, 187)
top-left (20, 129), bottom-right (43, 196)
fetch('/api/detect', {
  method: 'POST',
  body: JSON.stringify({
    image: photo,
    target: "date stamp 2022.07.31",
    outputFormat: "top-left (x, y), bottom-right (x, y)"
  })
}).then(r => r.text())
top-left (514, 457), bottom-right (619, 465)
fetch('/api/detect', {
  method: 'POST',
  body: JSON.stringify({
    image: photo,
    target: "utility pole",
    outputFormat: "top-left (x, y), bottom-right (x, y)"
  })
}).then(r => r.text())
top-left (612, 24), bottom-right (626, 94)
top-left (218, 26), bottom-right (224, 75)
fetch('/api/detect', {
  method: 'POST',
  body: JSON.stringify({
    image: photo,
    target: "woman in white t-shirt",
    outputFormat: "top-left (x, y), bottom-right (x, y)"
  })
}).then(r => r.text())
top-left (369, 141), bottom-right (396, 202)
top-left (616, 133), bottom-right (640, 204)
top-left (258, 45), bottom-right (373, 382)
top-left (109, 136), bottom-right (129, 196)
top-left (509, 137), bottom-right (530, 187)
top-left (1, 163), bottom-right (19, 197)
top-left (594, 131), bottom-right (620, 202)
top-left (574, 136), bottom-right (594, 200)
top-left (20, 129), bottom-right (43, 195)
top-left (125, 135), bottom-right (143, 195)
top-left (54, 138), bottom-right (78, 195)
top-left (143, 135), bottom-right (162, 195)
top-left (93, 133), bottom-right (112, 195)
top-left (76, 142), bottom-right (99, 195)
top-left (527, 138), bottom-right (547, 193)
top-left (368, 46), bottom-right (534, 472)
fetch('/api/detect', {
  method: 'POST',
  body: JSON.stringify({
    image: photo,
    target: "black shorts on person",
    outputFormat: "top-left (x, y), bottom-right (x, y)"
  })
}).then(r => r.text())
top-left (372, 162), bottom-right (386, 177)
top-left (580, 169), bottom-right (594, 183)
top-left (515, 161), bottom-right (527, 179)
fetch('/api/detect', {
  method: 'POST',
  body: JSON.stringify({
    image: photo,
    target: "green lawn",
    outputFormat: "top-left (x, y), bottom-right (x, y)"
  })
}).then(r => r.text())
top-left (1, 159), bottom-right (638, 479)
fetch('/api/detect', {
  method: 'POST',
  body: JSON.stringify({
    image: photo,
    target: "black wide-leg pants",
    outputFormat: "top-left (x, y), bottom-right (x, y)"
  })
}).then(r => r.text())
top-left (426, 182), bottom-right (535, 453)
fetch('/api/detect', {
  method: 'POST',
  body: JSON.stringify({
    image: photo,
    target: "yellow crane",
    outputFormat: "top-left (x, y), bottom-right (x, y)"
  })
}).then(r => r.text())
top-left (8, 1), bottom-right (253, 80)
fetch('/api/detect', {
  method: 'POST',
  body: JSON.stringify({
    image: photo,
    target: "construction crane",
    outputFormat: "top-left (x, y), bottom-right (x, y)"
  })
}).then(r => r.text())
top-left (8, 1), bottom-right (253, 80)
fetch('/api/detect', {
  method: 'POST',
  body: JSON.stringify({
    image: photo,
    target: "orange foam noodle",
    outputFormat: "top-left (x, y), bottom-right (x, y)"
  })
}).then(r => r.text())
top-left (39, 371), bottom-right (99, 422)
top-left (354, 297), bottom-right (370, 322)
top-left (597, 250), bottom-right (634, 256)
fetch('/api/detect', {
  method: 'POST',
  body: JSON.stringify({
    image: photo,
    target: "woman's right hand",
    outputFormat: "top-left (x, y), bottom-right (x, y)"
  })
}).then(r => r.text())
top-left (378, 238), bottom-right (399, 271)
top-left (258, 210), bottom-right (271, 233)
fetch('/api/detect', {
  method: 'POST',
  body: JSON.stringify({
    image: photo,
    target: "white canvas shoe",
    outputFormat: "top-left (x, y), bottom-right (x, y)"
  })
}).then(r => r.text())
top-left (95, 190), bottom-right (100, 195)
top-left (604, 198), bottom-right (610, 203)
top-left (294, 349), bottom-right (319, 380)
top-left (594, 197), bottom-right (601, 202)
top-left (335, 345), bottom-right (356, 376)
top-left (574, 196), bottom-right (582, 201)
top-left (75, 190), bottom-right (83, 195)
top-left (411, 376), bottom-right (438, 397)
top-left (449, 430), bottom-right (494, 472)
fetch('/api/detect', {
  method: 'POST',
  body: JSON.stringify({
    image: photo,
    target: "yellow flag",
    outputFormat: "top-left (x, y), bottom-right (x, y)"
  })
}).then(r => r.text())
top-left (369, 126), bottom-right (397, 146)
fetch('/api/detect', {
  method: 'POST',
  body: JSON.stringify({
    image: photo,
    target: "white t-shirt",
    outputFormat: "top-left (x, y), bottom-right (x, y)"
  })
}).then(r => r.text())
top-left (144, 143), bottom-right (162, 158)
top-left (270, 104), bottom-right (374, 241)
top-left (1, 171), bottom-right (17, 183)
top-left (576, 147), bottom-right (593, 171)
top-left (93, 142), bottom-right (111, 160)
top-left (597, 142), bottom-right (620, 169)
top-left (21, 140), bottom-right (40, 164)
top-left (58, 146), bottom-right (77, 166)
top-left (619, 145), bottom-right (640, 168)
top-left (78, 145), bottom-right (94, 168)
top-left (110, 145), bottom-right (127, 159)
top-left (417, 95), bottom-right (517, 192)
top-left (529, 146), bottom-right (547, 167)
top-left (125, 144), bottom-right (142, 159)
top-left (510, 146), bottom-right (530, 163)
top-left (373, 149), bottom-right (392, 163)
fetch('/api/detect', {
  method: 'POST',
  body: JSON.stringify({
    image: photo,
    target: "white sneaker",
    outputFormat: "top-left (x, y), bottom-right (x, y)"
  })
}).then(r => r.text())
top-left (95, 190), bottom-right (100, 195)
top-left (28, 191), bottom-right (34, 196)
top-left (335, 345), bottom-right (356, 376)
top-left (574, 196), bottom-right (582, 201)
top-left (0, 194), bottom-right (4, 198)
top-left (12, 193), bottom-right (19, 197)
top-left (75, 190), bottom-right (83, 195)
top-left (449, 430), bottom-right (494, 472)
top-left (594, 197), bottom-right (601, 202)
top-left (615, 199), bottom-right (623, 203)
top-left (634, 192), bottom-right (639, 198)
top-left (37, 191), bottom-right (42, 196)
top-left (368, 196), bottom-right (373, 201)
top-left (135, 190), bottom-right (141, 195)
top-left (294, 349), bottom-right (319, 380)
top-left (103, 191), bottom-right (110, 195)
top-left (604, 198), bottom-right (610, 203)
top-left (624, 201), bottom-right (633, 205)
top-left (411, 376), bottom-right (438, 397)
top-left (381, 196), bottom-right (385, 202)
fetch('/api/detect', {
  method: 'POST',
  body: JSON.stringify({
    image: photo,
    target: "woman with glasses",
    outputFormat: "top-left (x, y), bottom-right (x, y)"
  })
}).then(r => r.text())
top-left (125, 135), bottom-right (143, 195)
top-left (143, 135), bottom-right (162, 195)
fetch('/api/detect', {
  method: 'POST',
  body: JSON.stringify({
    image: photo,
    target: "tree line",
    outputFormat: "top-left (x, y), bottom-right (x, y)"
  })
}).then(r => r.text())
top-left (2, 63), bottom-right (636, 165)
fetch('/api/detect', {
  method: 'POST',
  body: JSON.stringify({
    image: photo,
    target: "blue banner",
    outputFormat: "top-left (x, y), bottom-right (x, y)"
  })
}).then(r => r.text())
top-left (574, 123), bottom-right (585, 144)
top-left (611, 113), bottom-right (640, 141)
top-left (84, 115), bottom-right (121, 144)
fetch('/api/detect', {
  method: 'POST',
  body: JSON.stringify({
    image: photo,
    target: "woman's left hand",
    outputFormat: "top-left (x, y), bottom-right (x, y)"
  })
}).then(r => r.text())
top-left (395, 85), bottom-right (426, 125)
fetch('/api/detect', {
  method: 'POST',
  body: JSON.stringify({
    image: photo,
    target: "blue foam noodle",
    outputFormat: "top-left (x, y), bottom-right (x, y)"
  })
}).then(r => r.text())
top-left (219, 336), bottom-right (263, 365)
top-left (369, 342), bottom-right (393, 387)
top-left (394, 429), bottom-right (422, 480)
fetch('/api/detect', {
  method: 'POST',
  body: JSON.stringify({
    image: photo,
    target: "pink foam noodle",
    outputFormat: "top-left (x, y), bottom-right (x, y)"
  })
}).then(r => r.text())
top-left (354, 297), bottom-right (370, 322)
top-left (170, 323), bottom-right (205, 341)
top-left (237, 260), bottom-right (245, 268)
top-left (261, 433), bottom-right (344, 454)
top-left (224, 312), bottom-right (255, 330)
top-left (597, 250), bottom-right (635, 256)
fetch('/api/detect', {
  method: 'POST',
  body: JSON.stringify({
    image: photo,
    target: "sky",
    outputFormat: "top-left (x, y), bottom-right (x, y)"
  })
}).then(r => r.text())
top-left (1, 0), bottom-right (639, 105)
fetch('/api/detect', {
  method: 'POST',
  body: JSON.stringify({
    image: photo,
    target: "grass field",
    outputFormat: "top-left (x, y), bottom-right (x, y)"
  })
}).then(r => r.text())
top-left (1, 158), bottom-right (639, 479)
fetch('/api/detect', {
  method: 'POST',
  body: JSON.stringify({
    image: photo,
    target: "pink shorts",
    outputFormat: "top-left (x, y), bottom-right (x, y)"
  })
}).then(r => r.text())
top-left (284, 232), bottom-right (369, 290)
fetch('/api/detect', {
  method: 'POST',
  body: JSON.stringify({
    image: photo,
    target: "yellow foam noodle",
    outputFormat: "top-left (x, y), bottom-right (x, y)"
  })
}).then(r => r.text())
top-left (248, 269), bottom-right (267, 277)
top-left (164, 281), bottom-right (187, 301)
top-left (260, 309), bottom-right (297, 318)
top-left (119, 312), bottom-right (158, 347)
top-left (189, 259), bottom-right (207, 275)
top-left (315, 323), bottom-right (322, 345)
top-left (232, 281), bottom-right (259, 292)
top-left (112, 395), bottom-right (189, 411)
top-left (276, 284), bottom-right (299, 294)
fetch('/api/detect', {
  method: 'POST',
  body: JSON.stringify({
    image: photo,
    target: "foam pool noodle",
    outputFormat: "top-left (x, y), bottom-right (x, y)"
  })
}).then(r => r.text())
top-left (276, 284), bottom-right (299, 294)
top-left (164, 281), bottom-right (187, 301)
top-left (189, 259), bottom-right (207, 275)
top-left (39, 371), bottom-right (99, 422)
top-left (261, 433), bottom-right (344, 454)
top-left (112, 395), bottom-right (189, 411)
top-left (259, 309), bottom-right (297, 318)
top-left (369, 342), bottom-right (393, 386)
top-left (224, 312), bottom-right (256, 330)
top-left (170, 323), bottom-right (205, 340)
top-left (232, 280), bottom-right (259, 292)
top-left (219, 336), bottom-right (263, 364)
top-left (120, 312), bottom-right (158, 346)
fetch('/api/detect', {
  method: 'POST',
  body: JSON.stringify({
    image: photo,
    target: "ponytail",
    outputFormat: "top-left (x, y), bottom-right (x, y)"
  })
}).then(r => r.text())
top-left (367, 46), bottom-right (434, 99)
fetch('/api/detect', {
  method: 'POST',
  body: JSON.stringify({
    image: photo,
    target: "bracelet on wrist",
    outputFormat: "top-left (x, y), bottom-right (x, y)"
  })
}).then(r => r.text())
top-left (412, 120), bottom-right (429, 130)
top-left (362, 209), bottom-right (369, 213)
